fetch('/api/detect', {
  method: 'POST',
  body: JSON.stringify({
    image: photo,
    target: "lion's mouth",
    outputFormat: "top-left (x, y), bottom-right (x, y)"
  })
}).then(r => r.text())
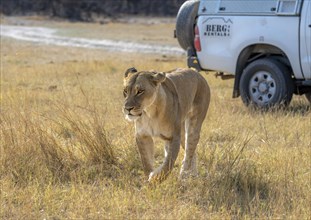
top-left (128, 113), bottom-right (142, 117)
top-left (123, 106), bottom-right (142, 121)
top-left (125, 114), bottom-right (141, 121)
top-left (124, 111), bottom-right (142, 121)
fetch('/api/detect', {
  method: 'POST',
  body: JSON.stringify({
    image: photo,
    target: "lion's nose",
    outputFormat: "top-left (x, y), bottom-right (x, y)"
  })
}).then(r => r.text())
top-left (124, 106), bottom-right (134, 114)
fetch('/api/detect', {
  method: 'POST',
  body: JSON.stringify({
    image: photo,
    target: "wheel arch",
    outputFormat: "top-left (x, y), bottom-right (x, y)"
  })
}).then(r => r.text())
top-left (232, 44), bottom-right (292, 98)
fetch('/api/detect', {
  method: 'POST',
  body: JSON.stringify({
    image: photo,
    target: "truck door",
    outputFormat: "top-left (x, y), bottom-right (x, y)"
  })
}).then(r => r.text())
top-left (300, 0), bottom-right (311, 79)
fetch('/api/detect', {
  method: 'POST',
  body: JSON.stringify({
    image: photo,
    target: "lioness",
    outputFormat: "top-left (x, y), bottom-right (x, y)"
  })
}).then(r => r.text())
top-left (123, 67), bottom-right (210, 182)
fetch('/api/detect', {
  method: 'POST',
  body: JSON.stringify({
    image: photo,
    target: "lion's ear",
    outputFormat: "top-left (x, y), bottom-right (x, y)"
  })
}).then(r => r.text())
top-left (152, 72), bottom-right (166, 83)
top-left (124, 67), bottom-right (137, 78)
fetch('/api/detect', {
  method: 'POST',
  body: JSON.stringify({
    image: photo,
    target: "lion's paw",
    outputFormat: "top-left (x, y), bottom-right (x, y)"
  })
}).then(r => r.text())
top-left (148, 167), bottom-right (167, 183)
top-left (179, 170), bottom-right (199, 181)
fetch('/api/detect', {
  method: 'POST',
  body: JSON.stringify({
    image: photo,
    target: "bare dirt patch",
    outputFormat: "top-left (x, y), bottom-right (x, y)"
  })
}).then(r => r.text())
top-left (1, 16), bottom-right (183, 54)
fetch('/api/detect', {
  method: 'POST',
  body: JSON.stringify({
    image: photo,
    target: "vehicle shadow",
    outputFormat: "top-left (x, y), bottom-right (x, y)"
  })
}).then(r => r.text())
top-left (285, 103), bottom-right (310, 116)
top-left (245, 101), bottom-right (310, 116)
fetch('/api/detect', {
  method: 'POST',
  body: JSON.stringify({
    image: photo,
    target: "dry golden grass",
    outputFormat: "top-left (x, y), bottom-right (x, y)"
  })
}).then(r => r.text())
top-left (1, 18), bottom-right (311, 219)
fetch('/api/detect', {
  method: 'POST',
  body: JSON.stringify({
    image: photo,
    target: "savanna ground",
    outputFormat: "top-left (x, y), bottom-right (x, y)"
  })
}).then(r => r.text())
top-left (1, 16), bottom-right (310, 219)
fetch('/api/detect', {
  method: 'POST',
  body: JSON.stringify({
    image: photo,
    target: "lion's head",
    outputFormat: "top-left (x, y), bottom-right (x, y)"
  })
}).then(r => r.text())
top-left (123, 67), bottom-right (166, 121)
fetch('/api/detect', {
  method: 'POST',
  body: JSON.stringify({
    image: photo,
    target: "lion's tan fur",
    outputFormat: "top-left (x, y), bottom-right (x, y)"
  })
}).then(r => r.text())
top-left (123, 68), bottom-right (210, 182)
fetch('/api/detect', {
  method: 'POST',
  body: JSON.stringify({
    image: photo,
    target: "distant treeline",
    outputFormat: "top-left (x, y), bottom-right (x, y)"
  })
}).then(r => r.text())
top-left (0, 0), bottom-right (187, 21)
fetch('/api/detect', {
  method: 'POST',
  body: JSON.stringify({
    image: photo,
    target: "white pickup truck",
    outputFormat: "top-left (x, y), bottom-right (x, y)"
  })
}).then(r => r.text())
top-left (176, 0), bottom-right (311, 108)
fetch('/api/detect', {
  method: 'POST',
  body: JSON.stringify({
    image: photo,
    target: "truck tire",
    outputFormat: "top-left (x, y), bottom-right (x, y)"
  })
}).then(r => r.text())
top-left (305, 92), bottom-right (311, 104)
top-left (176, 0), bottom-right (200, 50)
top-left (239, 58), bottom-right (294, 109)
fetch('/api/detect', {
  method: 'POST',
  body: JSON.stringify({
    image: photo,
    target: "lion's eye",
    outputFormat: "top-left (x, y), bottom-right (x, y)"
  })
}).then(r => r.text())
top-left (136, 89), bottom-right (144, 95)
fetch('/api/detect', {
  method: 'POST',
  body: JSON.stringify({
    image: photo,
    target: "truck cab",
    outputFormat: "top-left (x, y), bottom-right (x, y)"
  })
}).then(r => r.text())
top-left (176, 0), bottom-right (311, 108)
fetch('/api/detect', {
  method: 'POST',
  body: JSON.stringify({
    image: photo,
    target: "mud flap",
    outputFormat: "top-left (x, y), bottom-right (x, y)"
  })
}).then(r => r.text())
top-left (187, 47), bottom-right (202, 71)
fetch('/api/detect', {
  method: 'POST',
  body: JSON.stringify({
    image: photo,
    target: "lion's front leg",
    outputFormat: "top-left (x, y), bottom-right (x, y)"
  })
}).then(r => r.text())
top-left (136, 134), bottom-right (154, 177)
top-left (148, 136), bottom-right (181, 182)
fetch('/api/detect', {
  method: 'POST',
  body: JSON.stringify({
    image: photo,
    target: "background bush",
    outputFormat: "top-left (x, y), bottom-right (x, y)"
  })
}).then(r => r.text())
top-left (0, 0), bottom-right (186, 21)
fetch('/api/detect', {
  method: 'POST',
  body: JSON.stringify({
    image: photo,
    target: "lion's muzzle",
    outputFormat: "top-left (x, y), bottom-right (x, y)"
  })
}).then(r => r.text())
top-left (123, 106), bottom-right (142, 121)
